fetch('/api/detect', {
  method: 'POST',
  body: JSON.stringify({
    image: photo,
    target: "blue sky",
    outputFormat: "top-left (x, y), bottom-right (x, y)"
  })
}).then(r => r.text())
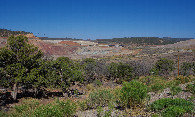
top-left (0, 0), bottom-right (195, 39)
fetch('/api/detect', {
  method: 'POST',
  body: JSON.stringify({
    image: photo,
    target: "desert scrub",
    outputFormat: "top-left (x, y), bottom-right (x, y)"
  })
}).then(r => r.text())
top-left (0, 111), bottom-right (8, 117)
top-left (107, 62), bottom-right (133, 82)
top-left (104, 102), bottom-right (115, 117)
top-left (150, 58), bottom-right (175, 76)
top-left (77, 100), bottom-right (88, 111)
top-left (33, 104), bottom-right (63, 117)
top-left (57, 100), bottom-right (76, 117)
top-left (139, 76), bottom-right (165, 86)
top-left (96, 102), bottom-right (115, 117)
top-left (188, 96), bottom-right (195, 102)
top-left (150, 98), bottom-right (194, 117)
top-left (119, 80), bottom-right (147, 108)
top-left (9, 98), bottom-right (40, 117)
top-left (162, 106), bottom-right (186, 117)
top-left (139, 76), bottom-right (184, 93)
top-left (186, 83), bottom-right (195, 94)
top-left (180, 62), bottom-right (194, 76)
top-left (175, 75), bottom-right (193, 84)
top-left (150, 83), bottom-right (165, 93)
top-left (15, 98), bottom-right (40, 111)
top-left (139, 76), bottom-right (166, 92)
top-left (112, 86), bottom-right (122, 105)
top-left (93, 79), bottom-right (102, 87)
top-left (165, 79), bottom-right (181, 88)
top-left (97, 106), bottom-right (104, 117)
top-left (170, 86), bottom-right (182, 96)
top-left (33, 100), bottom-right (76, 117)
top-left (151, 113), bottom-right (160, 117)
top-left (86, 83), bottom-right (95, 91)
top-left (87, 88), bottom-right (114, 109)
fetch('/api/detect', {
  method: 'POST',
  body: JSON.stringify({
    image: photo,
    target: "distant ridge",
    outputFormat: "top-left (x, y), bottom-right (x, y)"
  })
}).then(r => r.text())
top-left (154, 39), bottom-right (195, 49)
top-left (96, 37), bottom-right (194, 45)
top-left (0, 28), bottom-right (32, 37)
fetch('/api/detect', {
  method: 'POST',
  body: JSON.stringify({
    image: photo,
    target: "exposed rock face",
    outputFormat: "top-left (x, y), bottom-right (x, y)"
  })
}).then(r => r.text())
top-left (29, 40), bottom-right (78, 56)
top-left (0, 37), bottom-right (79, 58)
top-left (1, 37), bottom-right (193, 59)
top-left (58, 41), bottom-right (80, 46)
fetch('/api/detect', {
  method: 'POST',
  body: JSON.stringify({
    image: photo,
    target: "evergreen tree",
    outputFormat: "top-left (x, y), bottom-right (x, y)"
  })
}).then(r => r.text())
top-left (0, 35), bottom-right (43, 100)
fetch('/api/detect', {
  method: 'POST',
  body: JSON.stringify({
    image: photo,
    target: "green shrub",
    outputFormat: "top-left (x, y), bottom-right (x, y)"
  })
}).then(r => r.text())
top-left (14, 104), bottom-right (29, 114)
top-left (81, 58), bottom-right (108, 83)
top-left (162, 106), bottom-right (186, 117)
top-left (48, 57), bottom-right (84, 92)
top-left (96, 102), bottom-right (114, 117)
top-left (139, 76), bottom-right (156, 86)
top-left (108, 62), bottom-right (133, 82)
top-left (139, 76), bottom-right (165, 86)
top-left (151, 83), bottom-right (165, 93)
top-left (113, 86), bottom-right (122, 105)
top-left (151, 113), bottom-right (160, 117)
top-left (93, 79), bottom-right (102, 87)
top-left (180, 62), bottom-right (193, 76)
top-left (170, 86), bottom-right (182, 96)
top-left (193, 62), bottom-right (195, 74)
top-left (165, 80), bottom-right (181, 88)
top-left (10, 98), bottom-right (40, 117)
top-left (0, 111), bottom-right (8, 117)
top-left (150, 98), bottom-right (194, 111)
top-left (150, 98), bottom-right (194, 117)
top-left (58, 100), bottom-right (76, 117)
top-left (188, 96), bottom-right (195, 102)
top-left (120, 80), bottom-right (147, 108)
top-left (33, 100), bottom-right (76, 117)
top-left (139, 76), bottom-right (172, 93)
top-left (97, 106), bottom-right (103, 117)
top-left (87, 89), bottom-right (114, 109)
top-left (175, 75), bottom-right (192, 84)
top-left (78, 100), bottom-right (88, 111)
top-left (150, 58), bottom-right (174, 76)
top-left (33, 104), bottom-right (63, 117)
top-left (86, 84), bottom-right (95, 91)
top-left (186, 83), bottom-right (195, 94)
top-left (104, 110), bottom-right (112, 117)
top-left (104, 102), bottom-right (115, 117)
top-left (9, 99), bottom-right (76, 117)
top-left (139, 76), bottom-right (184, 93)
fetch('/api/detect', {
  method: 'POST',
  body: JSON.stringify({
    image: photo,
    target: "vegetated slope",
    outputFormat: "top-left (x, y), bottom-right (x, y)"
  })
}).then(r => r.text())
top-left (138, 39), bottom-right (195, 66)
top-left (155, 39), bottom-right (195, 49)
top-left (96, 37), bottom-right (193, 46)
top-left (0, 28), bottom-right (32, 37)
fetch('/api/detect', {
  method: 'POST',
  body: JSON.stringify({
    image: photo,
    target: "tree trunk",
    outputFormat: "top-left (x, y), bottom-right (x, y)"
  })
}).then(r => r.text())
top-left (11, 83), bottom-right (17, 101)
top-left (63, 89), bottom-right (69, 98)
top-left (34, 87), bottom-right (38, 97)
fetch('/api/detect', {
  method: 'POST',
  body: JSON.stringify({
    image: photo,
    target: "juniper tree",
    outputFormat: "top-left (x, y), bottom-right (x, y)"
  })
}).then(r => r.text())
top-left (0, 35), bottom-right (43, 100)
